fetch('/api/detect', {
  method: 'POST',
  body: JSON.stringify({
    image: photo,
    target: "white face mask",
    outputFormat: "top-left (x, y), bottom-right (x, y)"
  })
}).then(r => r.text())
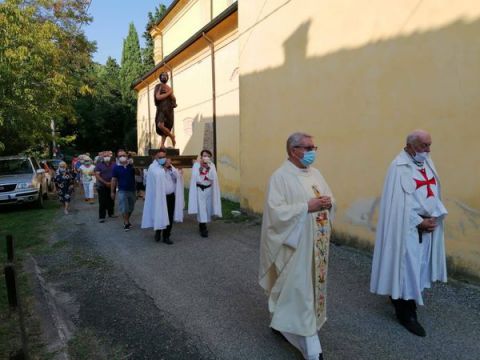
top-left (119, 156), bottom-right (127, 163)
top-left (104, 157), bottom-right (111, 162)
top-left (202, 156), bottom-right (211, 164)
top-left (413, 152), bottom-right (429, 163)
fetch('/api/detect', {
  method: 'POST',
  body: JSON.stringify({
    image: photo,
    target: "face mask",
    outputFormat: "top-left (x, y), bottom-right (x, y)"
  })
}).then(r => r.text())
top-left (300, 150), bottom-right (316, 167)
top-left (119, 156), bottom-right (127, 163)
top-left (157, 158), bottom-right (166, 166)
top-left (413, 152), bottom-right (429, 163)
top-left (104, 157), bottom-right (111, 162)
top-left (202, 156), bottom-right (211, 164)
top-left (85, 162), bottom-right (91, 166)
top-left (59, 168), bottom-right (66, 173)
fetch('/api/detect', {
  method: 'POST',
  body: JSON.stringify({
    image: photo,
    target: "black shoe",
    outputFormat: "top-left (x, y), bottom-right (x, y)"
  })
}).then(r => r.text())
top-left (155, 230), bottom-right (161, 242)
top-left (199, 223), bottom-right (208, 237)
top-left (163, 236), bottom-right (173, 245)
top-left (319, 353), bottom-right (324, 360)
top-left (391, 298), bottom-right (426, 337)
top-left (124, 223), bottom-right (131, 232)
top-left (99, 218), bottom-right (105, 223)
top-left (400, 317), bottom-right (426, 337)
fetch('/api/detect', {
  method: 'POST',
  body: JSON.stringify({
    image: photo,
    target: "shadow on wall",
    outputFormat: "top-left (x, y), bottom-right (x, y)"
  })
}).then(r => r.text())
top-left (239, 18), bottom-right (480, 279)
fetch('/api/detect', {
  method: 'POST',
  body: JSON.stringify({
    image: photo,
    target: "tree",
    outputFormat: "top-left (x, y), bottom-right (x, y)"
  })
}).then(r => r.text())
top-left (0, 0), bottom-right (95, 155)
top-left (120, 22), bottom-right (144, 105)
top-left (70, 57), bottom-right (133, 152)
top-left (142, 4), bottom-right (167, 72)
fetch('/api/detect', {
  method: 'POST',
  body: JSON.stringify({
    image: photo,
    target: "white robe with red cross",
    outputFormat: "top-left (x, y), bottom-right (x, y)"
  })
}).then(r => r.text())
top-left (370, 150), bottom-right (448, 305)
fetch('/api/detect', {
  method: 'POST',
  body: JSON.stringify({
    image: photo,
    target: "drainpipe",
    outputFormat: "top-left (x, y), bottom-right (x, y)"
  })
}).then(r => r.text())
top-left (202, 32), bottom-right (217, 167)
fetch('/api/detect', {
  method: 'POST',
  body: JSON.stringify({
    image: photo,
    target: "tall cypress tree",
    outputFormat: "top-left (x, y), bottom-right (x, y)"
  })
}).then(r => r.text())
top-left (142, 4), bottom-right (167, 72)
top-left (119, 22), bottom-right (143, 106)
top-left (119, 23), bottom-right (143, 150)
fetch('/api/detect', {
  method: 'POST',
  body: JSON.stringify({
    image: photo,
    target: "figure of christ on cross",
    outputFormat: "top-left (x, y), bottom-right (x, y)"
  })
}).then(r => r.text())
top-left (154, 72), bottom-right (177, 148)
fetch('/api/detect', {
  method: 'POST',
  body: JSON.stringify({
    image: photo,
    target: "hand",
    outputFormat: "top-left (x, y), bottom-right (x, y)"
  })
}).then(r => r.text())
top-left (308, 196), bottom-right (332, 212)
top-left (106, 182), bottom-right (111, 188)
top-left (418, 217), bottom-right (437, 232)
top-left (165, 158), bottom-right (172, 168)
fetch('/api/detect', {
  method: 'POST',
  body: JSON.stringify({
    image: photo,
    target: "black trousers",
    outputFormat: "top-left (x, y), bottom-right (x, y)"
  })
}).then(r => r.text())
top-left (163, 193), bottom-right (175, 238)
top-left (98, 186), bottom-right (114, 219)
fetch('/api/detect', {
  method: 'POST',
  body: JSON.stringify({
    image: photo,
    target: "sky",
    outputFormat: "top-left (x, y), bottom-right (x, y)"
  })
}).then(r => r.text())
top-left (84, 0), bottom-right (173, 65)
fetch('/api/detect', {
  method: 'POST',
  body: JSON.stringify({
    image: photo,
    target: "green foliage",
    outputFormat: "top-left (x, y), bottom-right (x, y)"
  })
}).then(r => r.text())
top-left (142, 4), bottom-right (167, 72)
top-left (71, 57), bottom-right (136, 152)
top-left (0, 0), bottom-right (95, 155)
top-left (120, 23), bottom-right (143, 105)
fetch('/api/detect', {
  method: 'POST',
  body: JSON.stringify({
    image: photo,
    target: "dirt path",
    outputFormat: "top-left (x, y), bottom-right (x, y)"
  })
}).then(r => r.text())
top-left (30, 193), bottom-right (480, 359)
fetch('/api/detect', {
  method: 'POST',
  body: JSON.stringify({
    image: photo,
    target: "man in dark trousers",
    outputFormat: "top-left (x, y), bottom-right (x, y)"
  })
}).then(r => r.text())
top-left (95, 151), bottom-right (115, 222)
top-left (141, 148), bottom-right (184, 244)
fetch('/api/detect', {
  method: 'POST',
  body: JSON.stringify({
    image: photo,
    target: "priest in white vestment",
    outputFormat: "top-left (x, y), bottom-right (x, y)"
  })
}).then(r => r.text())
top-left (370, 130), bottom-right (448, 337)
top-left (259, 132), bottom-right (334, 360)
top-left (188, 149), bottom-right (222, 237)
top-left (141, 148), bottom-right (184, 244)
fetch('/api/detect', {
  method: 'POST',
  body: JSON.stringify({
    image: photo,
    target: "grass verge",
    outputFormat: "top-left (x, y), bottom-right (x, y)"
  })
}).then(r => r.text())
top-left (0, 200), bottom-right (59, 359)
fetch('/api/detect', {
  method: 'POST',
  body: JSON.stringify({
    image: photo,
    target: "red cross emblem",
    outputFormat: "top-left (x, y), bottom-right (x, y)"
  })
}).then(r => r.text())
top-left (414, 168), bottom-right (436, 198)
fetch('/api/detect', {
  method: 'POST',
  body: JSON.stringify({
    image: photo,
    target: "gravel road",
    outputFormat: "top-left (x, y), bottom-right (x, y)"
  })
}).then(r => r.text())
top-left (32, 194), bottom-right (480, 360)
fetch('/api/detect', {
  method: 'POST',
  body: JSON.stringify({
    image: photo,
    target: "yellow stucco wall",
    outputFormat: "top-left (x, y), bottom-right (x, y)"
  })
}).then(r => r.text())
top-left (137, 12), bottom-right (240, 200)
top-left (238, 0), bottom-right (480, 278)
top-left (152, 0), bottom-right (237, 64)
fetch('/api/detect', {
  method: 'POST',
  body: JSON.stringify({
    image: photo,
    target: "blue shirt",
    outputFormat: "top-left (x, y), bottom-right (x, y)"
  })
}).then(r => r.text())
top-left (112, 164), bottom-right (135, 191)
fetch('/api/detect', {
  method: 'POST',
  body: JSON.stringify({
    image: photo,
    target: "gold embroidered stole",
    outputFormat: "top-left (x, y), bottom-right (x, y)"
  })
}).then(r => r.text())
top-left (311, 184), bottom-right (331, 327)
top-left (298, 172), bottom-right (332, 328)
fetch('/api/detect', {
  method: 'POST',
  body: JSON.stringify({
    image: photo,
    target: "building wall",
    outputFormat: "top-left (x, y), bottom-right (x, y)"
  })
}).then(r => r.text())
top-left (152, 0), bottom-right (237, 64)
top-left (238, 0), bottom-right (480, 279)
top-left (137, 16), bottom-right (240, 200)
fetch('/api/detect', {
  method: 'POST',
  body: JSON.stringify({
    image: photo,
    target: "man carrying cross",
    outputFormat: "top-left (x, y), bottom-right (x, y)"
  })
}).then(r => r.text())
top-left (370, 129), bottom-right (448, 337)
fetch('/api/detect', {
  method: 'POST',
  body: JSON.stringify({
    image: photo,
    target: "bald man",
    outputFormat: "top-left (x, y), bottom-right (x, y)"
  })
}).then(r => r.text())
top-left (370, 130), bottom-right (448, 337)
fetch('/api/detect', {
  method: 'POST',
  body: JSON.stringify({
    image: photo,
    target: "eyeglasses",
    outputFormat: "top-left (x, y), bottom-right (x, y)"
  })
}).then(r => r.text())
top-left (294, 146), bottom-right (318, 152)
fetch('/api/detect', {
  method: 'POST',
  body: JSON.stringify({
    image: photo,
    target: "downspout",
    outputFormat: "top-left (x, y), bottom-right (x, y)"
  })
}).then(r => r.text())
top-left (202, 32), bottom-right (217, 167)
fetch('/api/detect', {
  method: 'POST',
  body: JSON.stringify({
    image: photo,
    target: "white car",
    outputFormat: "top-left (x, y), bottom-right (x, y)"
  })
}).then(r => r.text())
top-left (0, 156), bottom-right (49, 208)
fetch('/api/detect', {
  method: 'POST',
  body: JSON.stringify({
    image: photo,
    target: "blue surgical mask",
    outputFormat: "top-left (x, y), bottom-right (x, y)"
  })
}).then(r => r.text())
top-left (157, 158), bottom-right (166, 166)
top-left (300, 150), bottom-right (316, 167)
top-left (413, 152), bottom-right (429, 163)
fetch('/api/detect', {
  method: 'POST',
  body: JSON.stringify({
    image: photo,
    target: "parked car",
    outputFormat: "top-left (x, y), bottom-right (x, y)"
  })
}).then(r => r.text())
top-left (0, 155), bottom-right (49, 208)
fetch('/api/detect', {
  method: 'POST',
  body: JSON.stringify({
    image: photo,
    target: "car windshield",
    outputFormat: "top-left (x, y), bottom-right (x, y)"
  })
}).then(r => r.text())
top-left (0, 159), bottom-right (33, 175)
